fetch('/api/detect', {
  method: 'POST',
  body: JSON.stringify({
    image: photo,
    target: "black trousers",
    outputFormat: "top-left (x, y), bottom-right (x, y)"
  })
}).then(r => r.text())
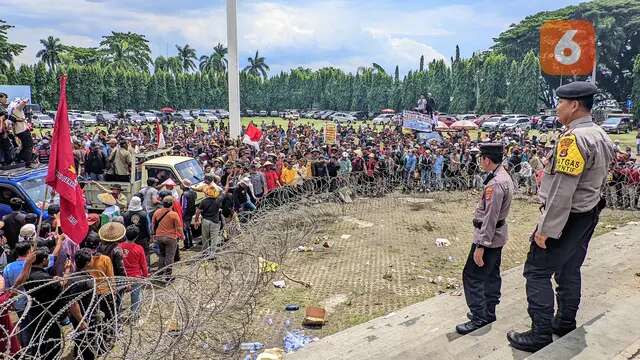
top-left (463, 243), bottom-right (503, 324)
top-left (523, 205), bottom-right (601, 334)
top-left (17, 131), bottom-right (33, 166)
top-left (183, 219), bottom-right (193, 248)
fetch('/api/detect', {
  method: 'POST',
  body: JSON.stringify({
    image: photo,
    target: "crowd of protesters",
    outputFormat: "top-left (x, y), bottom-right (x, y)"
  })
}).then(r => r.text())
top-left (0, 97), bottom-right (638, 357)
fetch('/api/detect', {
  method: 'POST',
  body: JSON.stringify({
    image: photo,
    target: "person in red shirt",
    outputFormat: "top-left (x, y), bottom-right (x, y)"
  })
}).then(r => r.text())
top-left (119, 225), bottom-right (148, 322)
top-left (262, 161), bottom-right (281, 192)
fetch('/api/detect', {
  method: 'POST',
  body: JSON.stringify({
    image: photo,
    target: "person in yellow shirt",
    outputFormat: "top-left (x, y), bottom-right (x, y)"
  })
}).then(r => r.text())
top-left (280, 160), bottom-right (299, 186)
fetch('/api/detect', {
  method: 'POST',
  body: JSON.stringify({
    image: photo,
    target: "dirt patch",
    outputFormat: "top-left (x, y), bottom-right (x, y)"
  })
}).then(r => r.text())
top-left (246, 192), bottom-right (640, 349)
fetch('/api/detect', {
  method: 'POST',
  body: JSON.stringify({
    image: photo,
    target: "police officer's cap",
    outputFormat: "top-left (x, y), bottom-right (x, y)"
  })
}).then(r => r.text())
top-left (556, 81), bottom-right (597, 99)
top-left (479, 143), bottom-right (503, 157)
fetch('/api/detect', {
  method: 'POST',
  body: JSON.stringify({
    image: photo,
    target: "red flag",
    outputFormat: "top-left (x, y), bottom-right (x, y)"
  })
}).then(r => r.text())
top-left (242, 122), bottom-right (262, 149)
top-left (46, 75), bottom-right (89, 244)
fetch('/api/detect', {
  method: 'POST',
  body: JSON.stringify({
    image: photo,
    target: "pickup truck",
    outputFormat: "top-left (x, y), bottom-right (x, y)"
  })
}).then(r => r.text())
top-left (82, 148), bottom-right (206, 211)
top-left (0, 166), bottom-right (54, 219)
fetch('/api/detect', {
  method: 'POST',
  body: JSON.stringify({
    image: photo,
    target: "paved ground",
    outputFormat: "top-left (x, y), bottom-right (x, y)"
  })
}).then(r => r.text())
top-left (286, 221), bottom-right (640, 360)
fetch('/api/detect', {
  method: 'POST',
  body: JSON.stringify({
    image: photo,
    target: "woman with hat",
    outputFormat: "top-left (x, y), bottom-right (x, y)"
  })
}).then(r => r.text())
top-left (261, 161), bottom-right (281, 192)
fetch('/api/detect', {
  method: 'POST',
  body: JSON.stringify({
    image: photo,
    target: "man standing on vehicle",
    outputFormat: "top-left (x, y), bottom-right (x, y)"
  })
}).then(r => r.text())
top-left (109, 139), bottom-right (132, 182)
top-left (507, 81), bottom-right (616, 353)
top-left (456, 143), bottom-right (514, 335)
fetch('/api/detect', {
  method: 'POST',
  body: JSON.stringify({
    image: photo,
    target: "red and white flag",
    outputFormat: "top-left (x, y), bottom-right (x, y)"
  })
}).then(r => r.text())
top-left (242, 122), bottom-right (262, 150)
top-left (156, 118), bottom-right (166, 148)
top-left (46, 75), bottom-right (89, 244)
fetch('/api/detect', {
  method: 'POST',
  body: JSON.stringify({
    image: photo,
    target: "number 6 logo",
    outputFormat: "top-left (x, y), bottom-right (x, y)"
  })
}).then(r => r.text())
top-left (540, 20), bottom-right (595, 76)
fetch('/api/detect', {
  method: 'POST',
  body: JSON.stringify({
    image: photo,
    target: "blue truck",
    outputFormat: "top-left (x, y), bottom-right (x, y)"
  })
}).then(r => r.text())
top-left (0, 165), bottom-right (51, 219)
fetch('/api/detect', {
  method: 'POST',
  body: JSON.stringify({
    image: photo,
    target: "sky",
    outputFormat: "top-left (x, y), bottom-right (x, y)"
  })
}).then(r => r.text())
top-left (3, 0), bottom-right (583, 75)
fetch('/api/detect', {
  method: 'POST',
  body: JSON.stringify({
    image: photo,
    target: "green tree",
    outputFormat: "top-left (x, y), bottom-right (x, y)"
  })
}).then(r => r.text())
top-left (242, 50), bottom-right (270, 79)
top-left (175, 44), bottom-right (197, 72)
top-left (506, 60), bottom-right (520, 113)
top-left (36, 36), bottom-right (64, 71)
top-left (477, 53), bottom-right (508, 114)
top-left (100, 31), bottom-right (152, 72)
top-left (517, 51), bottom-right (541, 114)
top-left (632, 55), bottom-right (640, 121)
top-left (0, 19), bottom-right (25, 72)
top-left (427, 59), bottom-right (451, 112)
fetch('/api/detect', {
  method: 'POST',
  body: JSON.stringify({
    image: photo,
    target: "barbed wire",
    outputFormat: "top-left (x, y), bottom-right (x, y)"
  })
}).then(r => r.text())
top-left (1, 168), bottom-right (637, 359)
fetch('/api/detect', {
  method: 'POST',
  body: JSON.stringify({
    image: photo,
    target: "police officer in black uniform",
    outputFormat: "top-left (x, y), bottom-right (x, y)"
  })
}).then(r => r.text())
top-left (507, 81), bottom-right (616, 352)
top-left (456, 143), bottom-right (514, 335)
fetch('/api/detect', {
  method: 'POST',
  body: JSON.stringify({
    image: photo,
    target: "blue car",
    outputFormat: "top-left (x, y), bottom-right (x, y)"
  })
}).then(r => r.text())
top-left (0, 166), bottom-right (51, 220)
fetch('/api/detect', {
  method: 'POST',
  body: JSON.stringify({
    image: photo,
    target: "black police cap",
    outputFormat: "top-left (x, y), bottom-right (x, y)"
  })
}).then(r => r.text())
top-left (556, 81), bottom-right (597, 99)
top-left (479, 143), bottom-right (504, 157)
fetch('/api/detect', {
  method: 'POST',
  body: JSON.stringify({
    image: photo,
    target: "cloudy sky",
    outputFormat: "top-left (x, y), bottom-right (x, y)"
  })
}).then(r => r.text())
top-left (4, 0), bottom-right (581, 74)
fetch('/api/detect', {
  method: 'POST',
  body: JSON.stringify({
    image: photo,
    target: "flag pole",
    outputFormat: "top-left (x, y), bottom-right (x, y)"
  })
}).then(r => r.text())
top-left (35, 181), bottom-right (50, 243)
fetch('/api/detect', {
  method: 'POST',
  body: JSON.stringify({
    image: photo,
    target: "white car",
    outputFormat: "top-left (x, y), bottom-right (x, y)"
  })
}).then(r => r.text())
top-left (372, 113), bottom-right (395, 125)
top-left (331, 112), bottom-right (357, 123)
top-left (284, 111), bottom-right (299, 120)
top-left (198, 112), bottom-right (219, 123)
top-left (32, 114), bottom-right (54, 128)
top-left (77, 113), bottom-right (97, 126)
top-left (481, 116), bottom-right (508, 131)
top-left (499, 117), bottom-right (531, 130)
top-left (139, 111), bottom-right (158, 123)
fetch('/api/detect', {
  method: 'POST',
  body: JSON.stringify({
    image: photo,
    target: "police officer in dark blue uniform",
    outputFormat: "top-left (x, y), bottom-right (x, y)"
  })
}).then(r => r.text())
top-left (507, 81), bottom-right (616, 352)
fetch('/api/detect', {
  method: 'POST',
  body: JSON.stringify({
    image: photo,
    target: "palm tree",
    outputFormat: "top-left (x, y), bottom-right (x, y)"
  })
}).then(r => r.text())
top-left (167, 56), bottom-right (183, 75)
top-left (242, 50), bottom-right (270, 79)
top-left (175, 44), bottom-right (197, 72)
top-left (36, 36), bottom-right (64, 70)
top-left (199, 43), bottom-right (228, 73)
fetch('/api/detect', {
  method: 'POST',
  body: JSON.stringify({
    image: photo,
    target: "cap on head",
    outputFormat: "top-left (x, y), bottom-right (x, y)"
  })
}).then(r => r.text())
top-left (556, 81), bottom-right (597, 100)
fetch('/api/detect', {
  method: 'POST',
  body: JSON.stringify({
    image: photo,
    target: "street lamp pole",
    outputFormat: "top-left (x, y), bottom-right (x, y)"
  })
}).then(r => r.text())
top-left (226, 0), bottom-right (241, 139)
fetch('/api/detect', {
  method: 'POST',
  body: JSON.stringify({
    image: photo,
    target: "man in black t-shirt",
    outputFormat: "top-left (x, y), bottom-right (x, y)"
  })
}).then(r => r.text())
top-left (194, 187), bottom-right (222, 255)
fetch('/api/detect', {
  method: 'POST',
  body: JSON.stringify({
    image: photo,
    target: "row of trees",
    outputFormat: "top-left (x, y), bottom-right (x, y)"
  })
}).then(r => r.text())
top-left (0, 48), bottom-right (541, 114)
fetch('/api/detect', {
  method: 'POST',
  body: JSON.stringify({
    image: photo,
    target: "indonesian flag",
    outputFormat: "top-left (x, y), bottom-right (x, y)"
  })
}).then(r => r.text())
top-left (156, 118), bottom-right (166, 148)
top-left (46, 75), bottom-right (89, 244)
top-left (242, 122), bottom-right (262, 150)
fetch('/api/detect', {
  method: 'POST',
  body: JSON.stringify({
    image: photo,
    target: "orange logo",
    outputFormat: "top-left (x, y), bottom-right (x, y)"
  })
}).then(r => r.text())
top-left (540, 20), bottom-right (595, 76)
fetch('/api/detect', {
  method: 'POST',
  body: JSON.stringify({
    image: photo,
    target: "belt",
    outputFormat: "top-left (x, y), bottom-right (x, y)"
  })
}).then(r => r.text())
top-left (473, 219), bottom-right (506, 229)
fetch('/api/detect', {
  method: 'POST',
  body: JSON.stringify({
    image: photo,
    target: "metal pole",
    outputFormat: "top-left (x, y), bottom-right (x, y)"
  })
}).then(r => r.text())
top-left (227, 0), bottom-right (241, 139)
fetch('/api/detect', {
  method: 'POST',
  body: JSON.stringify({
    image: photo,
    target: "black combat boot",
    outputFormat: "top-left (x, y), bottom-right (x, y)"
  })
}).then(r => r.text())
top-left (552, 316), bottom-right (577, 337)
top-left (507, 329), bottom-right (552, 353)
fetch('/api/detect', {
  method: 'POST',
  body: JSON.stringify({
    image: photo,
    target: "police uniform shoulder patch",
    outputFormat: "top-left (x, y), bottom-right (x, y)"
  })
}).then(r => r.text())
top-left (554, 134), bottom-right (585, 176)
top-left (484, 186), bottom-right (494, 202)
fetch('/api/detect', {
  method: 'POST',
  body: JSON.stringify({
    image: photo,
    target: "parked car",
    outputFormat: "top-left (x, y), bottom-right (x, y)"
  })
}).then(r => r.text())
top-left (214, 109), bottom-right (229, 119)
top-left (269, 110), bottom-right (279, 117)
top-left (78, 113), bottom-right (97, 126)
top-left (474, 114), bottom-right (498, 126)
top-left (350, 111), bottom-right (369, 121)
top-left (456, 114), bottom-right (477, 121)
top-left (139, 111), bottom-right (158, 123)
top-left (331, 112), bottom-right (357, 123)
top-left (372, 113), bottom-right (395, 125)
top-left (320, 111), bottom-right (336, 120)
top-left (68, 113), bottom-right (85, 128)
top-left (499, 117), bottom-right (531, 130)
top-left (312, 111), bottom-right (324, 119)
top-left (245, 109), bottom-right (255, 117)
top-left (540, 116), bottom-right (561, 131)
top-left (95, 111), bottom-right (117, 125)
top-left (259, 110), bottom-right (268, 117)
top-left (174, 112), bottom-right (195, 123)
top-left (481, 116), bottom-right (509, 131)
top-left (31, 113), bottom-right (54, 128)
top-left (601, 116), bottom-right (632, 134)
top-left (284, 111), bottom-right (300, 120)
top-left (127, 114), bottom-right (145, 125)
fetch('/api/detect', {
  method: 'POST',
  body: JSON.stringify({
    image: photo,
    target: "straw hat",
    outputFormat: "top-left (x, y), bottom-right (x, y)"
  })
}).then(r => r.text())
top-left (98, 222), bottom-right (126, 242)
top-left (181, 179), bottom-right (192, 188)
top-left (19, 224), bottom-right (36, 238)
top-left (263, 161), bottom-right (273, 166)
top-left (98, 192), bottom-right (117, 206)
